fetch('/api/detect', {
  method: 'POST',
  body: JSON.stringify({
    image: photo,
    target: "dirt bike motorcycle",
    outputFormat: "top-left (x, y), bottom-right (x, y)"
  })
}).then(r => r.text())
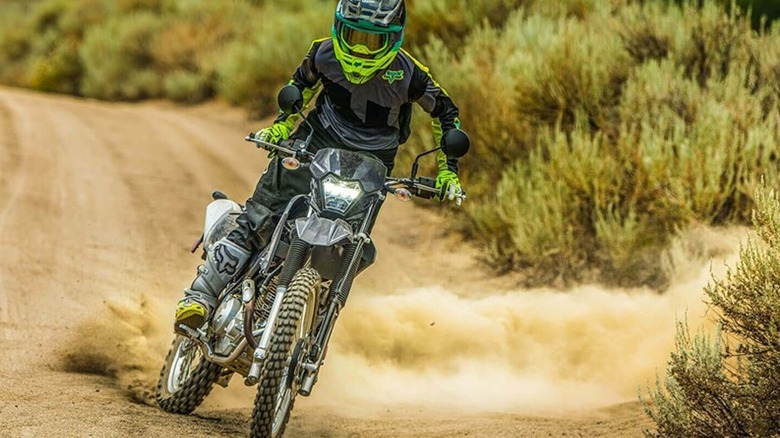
top-left (155, 85), bottom-right (469, 438)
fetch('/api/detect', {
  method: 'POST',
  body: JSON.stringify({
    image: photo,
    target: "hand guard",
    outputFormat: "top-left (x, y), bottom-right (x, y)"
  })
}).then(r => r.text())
top-left (434, 170), bottom-right (462, 202)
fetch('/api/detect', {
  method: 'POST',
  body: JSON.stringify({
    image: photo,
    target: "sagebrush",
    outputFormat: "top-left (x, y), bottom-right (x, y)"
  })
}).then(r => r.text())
top-left (404, 0), bottom-right (780, 287)
top-left (641, 184), bottom-right (780, 437)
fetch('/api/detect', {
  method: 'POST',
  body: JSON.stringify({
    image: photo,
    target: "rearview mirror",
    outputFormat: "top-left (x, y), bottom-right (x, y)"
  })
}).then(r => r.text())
top-left (441, 129), bottom-right (470, 159)
top-left (278, 85), bottom-right (303, 115)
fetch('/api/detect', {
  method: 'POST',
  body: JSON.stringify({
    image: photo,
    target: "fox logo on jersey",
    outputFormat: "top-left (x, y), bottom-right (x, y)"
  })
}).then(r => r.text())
top-left (382, 70), bottom-right (404, 84)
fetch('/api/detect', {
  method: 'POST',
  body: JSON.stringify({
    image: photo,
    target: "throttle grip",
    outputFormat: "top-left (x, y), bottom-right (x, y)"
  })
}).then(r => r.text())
top-left (416, 177), bottom-right (437, 200)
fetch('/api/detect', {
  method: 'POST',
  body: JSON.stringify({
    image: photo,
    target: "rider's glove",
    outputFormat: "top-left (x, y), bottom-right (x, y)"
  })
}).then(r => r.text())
top-left (254, 122), bottom-right (292, 146)
top-left (435, 169), bottom-right (462, 202)
top-left (434, 147), bottom-right (462, 202)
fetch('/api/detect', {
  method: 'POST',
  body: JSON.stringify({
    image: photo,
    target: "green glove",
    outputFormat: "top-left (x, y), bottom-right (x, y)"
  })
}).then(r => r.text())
top-left (254, 122), bottom-right (292, 145)
top-left (435, 169), bottom-right (462, 202)
top-left (434, 149), bottom-right (462, 202)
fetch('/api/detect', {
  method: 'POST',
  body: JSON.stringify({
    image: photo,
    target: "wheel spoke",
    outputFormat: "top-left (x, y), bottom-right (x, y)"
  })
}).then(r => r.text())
top-left (156, 335), bottom-right (224, 415)
top-left (166, 337), bottom-right (202, 394)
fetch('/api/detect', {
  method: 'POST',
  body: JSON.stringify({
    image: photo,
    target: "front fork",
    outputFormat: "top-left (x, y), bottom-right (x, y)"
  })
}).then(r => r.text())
top-left (297, 207), bottom-right (373, 395)
top-left (245, 235), bottom-right (312, 386)
top-left (244, 200), bottom-right (374, 390)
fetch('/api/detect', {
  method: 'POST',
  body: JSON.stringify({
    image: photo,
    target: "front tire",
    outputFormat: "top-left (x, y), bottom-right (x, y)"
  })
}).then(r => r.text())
top-left (250, 268), bottom-right (320, 438)
top-left (156, 335), bottom-right (223, 414)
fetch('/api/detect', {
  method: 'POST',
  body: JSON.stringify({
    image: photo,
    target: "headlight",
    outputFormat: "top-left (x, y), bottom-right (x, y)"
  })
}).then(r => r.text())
top-left (322, 175), bottom-right (363, 214)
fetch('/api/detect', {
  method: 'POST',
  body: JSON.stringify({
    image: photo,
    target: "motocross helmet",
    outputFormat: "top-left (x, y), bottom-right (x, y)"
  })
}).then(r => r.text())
top-left (332, 0), bottom-right (406, 84)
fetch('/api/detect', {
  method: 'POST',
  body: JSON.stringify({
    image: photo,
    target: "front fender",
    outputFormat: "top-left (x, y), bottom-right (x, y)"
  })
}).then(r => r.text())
top-left (295, 216), bottom-right (353, 247)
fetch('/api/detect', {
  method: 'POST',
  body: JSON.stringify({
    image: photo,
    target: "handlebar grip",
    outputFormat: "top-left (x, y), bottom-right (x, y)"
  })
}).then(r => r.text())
top-left (418, 177), bottom-right (436, 188)
top-left (416, 177), bottom-right (438, 200)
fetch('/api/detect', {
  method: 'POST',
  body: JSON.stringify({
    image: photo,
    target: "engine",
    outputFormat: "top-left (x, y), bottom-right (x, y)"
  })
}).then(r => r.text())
top-left (211, 294), bottom-right (245, 357)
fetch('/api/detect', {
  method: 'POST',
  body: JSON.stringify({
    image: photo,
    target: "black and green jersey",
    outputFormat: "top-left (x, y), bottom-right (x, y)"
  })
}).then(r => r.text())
top-left (278, 38), bottom-right (461, 154)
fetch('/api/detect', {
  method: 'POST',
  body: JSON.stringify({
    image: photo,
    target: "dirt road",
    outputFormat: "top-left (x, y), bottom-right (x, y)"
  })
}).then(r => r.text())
top-left (0, 86), bottom-right (735, 437)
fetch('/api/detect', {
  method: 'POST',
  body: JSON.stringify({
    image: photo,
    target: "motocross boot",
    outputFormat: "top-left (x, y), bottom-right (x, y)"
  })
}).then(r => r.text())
top-left (175, 238), bottom-right (250, 334)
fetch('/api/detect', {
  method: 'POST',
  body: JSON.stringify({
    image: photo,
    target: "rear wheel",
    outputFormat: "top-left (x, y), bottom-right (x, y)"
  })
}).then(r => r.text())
top-left (250, 268), bottom-right (320, 438)
top-left (156, 335), bottom-right (222, 414)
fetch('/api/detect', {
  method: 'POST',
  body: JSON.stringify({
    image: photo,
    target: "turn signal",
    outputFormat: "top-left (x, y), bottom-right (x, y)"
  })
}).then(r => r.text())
top-left (282, 157), bottom-right (301, 170)
top-left (394, 188), bottom-right (413, 202)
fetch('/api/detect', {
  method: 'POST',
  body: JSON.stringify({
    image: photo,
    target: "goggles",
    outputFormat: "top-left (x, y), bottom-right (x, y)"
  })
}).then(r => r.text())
top-left (339, 23), bottom-right (389, 57)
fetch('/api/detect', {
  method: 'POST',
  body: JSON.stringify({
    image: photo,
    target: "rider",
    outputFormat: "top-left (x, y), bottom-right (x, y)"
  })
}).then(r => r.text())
top-left (174, 0), bottom-right (466, 332)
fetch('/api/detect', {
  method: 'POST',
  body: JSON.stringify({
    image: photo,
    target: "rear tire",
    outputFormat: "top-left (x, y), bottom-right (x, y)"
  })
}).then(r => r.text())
top-left (156, 335), bottom-right (223, 414)
top-left (250, 268), bottom-right (320, 438)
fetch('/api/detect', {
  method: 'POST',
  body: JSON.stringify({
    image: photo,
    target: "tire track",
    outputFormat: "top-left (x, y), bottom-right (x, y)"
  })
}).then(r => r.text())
top-left (146, 108), bottom-right (259, 194)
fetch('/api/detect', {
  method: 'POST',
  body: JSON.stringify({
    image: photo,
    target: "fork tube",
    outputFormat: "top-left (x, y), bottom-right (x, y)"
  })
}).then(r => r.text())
top-left (315, 302), bottom-right (340, 355)
top-left (246, 235), bottom-right (310, 385)
top-left (332, 201), bottom-right (375, 307)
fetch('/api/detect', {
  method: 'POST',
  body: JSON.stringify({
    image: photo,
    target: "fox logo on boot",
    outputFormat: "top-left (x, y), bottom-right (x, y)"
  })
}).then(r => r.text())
top-left (214, 243), bottom-right (240, 275)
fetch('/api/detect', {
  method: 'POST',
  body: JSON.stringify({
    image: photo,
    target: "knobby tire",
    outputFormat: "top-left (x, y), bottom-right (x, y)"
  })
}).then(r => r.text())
top-left (156, 336), bottom-right (223, 414)
top-left (250, 268), bottom-right (320, 438)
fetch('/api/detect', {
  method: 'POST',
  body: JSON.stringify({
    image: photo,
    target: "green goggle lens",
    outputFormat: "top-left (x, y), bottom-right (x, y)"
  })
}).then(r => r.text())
top-left (340, 26), bottom-right (388, 55)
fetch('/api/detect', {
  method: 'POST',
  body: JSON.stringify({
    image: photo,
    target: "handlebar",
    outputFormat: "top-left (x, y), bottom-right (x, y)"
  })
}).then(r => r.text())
top-left (245, 133), bottom-right (313, 160)
top-left (246, 133), bottom-right (466, 205)
top-left (385, 176), bottom-right (467, 206)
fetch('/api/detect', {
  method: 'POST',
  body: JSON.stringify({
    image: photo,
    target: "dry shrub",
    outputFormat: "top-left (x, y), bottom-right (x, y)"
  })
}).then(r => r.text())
top-left (405, 0), bottom-right (530, 46)
top-left (412, 0), bottom-right (780, 287)
top-left (150, 1), bottom-right (252, 70)
top-left (164, 69), bottom-right (211, 103)
top-left (79, 12), bottom-right (165, 100)
top-left (28, 37), bottom-right (82, 94)
top-left (215, 2), bottom-right (332, 113)
top-left (0, 0), bottom-right (337, 104)
top-left (642, 185), bottom-right (780, 436)
top-left (512, 14), bottom-right (630, 135)
top-left (115, 0), bottom-right (162, 13)
top-left (59, 0), bottom-right (110, 38)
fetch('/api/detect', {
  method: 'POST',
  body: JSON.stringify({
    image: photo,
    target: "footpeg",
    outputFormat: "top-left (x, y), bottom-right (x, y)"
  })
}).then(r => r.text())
top-left (175, 323), bottom-right (201, 340)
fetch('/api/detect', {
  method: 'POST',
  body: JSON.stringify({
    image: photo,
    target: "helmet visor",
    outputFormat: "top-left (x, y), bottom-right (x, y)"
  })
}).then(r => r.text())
top-left (340, 25), bottom-right (388, 57)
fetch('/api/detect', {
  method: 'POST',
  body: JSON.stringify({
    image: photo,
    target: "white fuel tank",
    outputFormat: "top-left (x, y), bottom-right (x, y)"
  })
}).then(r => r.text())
top-left (203, 199), bottom-right (242, 252)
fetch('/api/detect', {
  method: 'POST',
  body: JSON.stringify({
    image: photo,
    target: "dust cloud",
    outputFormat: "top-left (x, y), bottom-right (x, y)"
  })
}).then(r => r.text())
top-left (309, 225), bottom-right (743, 415)
top-left (58, 294), bottom-right (169, 405)
top-left (59, 226), bottom-right (744, 416)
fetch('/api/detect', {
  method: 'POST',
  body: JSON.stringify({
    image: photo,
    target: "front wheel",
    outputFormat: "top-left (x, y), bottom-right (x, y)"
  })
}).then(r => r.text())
top-left (156, 335), bottom-right (223, 414)
top-left (250, 268), bottom-right (320, 438)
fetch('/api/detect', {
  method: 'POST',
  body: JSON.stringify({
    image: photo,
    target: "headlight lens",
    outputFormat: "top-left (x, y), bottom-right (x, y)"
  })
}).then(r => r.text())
top-left (322, 175), bottom-right (363, 214)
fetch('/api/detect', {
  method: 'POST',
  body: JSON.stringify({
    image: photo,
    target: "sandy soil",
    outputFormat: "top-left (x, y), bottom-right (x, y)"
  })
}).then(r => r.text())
top-left (0, 86), bottom-right (738, 437)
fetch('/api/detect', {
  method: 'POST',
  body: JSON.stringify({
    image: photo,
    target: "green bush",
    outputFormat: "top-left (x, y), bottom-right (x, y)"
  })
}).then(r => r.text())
top-left (404, 0), bottom-right (529, 46)
top-left (28, 37), bottom-right (82, 94)
top-left (642, 184), bottom-right (780, 436)
top-left (414, 0), bottom-right (780, 287)
top-left (0, 24), bottom-right (32, 85)
top-left (164, 69), bottom-right (211, 103)
top-left (79, 12), bottom-right (165, 100)
top-left (215, 2), bottom-right (332, 113)
top-left (0, 0), bottom-right (340, 104)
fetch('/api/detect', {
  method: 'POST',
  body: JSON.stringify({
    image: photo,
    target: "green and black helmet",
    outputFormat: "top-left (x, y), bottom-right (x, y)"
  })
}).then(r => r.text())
top-left (332, 0), bottom-right (406, 84)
